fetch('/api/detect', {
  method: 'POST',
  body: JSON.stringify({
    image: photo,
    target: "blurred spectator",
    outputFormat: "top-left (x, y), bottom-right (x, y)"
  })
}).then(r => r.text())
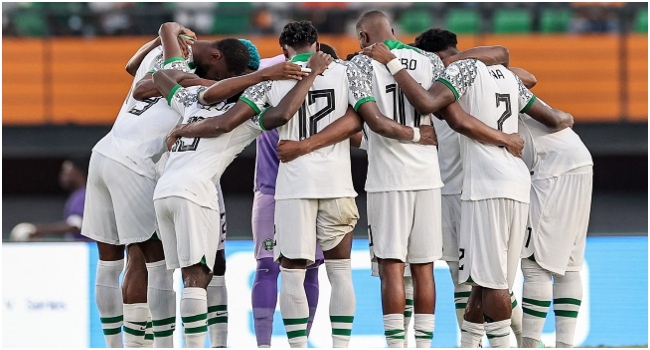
top-left (569, 3), bottom-right (621, 33)
top-left (10, 158), bottom-right (89, 242)
top-left (88, 2), bottom-right (135, 35)
top-left (170, 2), bottom-right (215, 35)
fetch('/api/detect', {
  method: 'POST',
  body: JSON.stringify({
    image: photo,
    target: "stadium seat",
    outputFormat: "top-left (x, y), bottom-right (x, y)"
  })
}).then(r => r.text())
top-left (540, 9), bottom-right (572, 33)
top-left (212, 2), bottom-right (252, 35)
top-left (446, 9), bottom-right (481, 34)
top-left (399, 10), bottom-right (432, 34)
top-left (634, 9), bottom-right (648, 33)
top-left (493, 9), bottom-right (532, 34)
top-left (12, 6), bottom-right (48, 37)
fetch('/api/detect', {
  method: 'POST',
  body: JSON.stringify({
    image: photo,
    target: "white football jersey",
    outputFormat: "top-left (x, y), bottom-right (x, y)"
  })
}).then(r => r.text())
top-left (240, 53), bottom-right (360, 200)
top-left (153, 86), bottom-right (262, 210)
top-left (349, 40), bottom-right (445, 192)
top-left (432, 117), bottom-right (462, 195)
top-left (437, 59), bottom-right (532, 203)
top-left (93, 46), bottom-right (193, 180)
top-left (518, 102), bottom-right (593, 181)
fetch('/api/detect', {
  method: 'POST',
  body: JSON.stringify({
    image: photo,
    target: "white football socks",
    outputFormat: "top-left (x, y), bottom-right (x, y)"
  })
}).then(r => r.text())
top-left (95, 259), bottom-right (125, 348)
top-left (207, 275), bottom-right (228, 348)
top-left (181, 287), bottom-right (208, 348)
top-left (145, 260), bottom-right (175, 348)
top-left (325, 259), bottom-right (355, 348)
top-left (279, 267), bottom-right (309, 348)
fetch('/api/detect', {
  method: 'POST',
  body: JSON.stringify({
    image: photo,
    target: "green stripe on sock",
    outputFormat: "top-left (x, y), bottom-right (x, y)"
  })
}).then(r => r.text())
top-left (512, 299), bottom-right (518, 308)
top-left (405, 299), bottom-right (414, 306)
top-left (403, 311), bottom-right (413, 317)
top-left (330, 315), bottom-right (354, 323)
top-left (523, 307), bottom-right (548, 318)
top-left (523, 298), bottom-right (551, 307)
top-left (555, 310), bottom-right (579, 318)
top-left (455, 303), bottom-right (467, 309)
top-left (146, 322), bottom-right (152, 328)
top-left (454, 291), bottom-right (471, 298)
top-left (388, 335), bottom-right (406, 339)
top-left (184, 325), bottom-right (208, 334)
top-left (100, 315), bottom-right (123, 323)
top-left (286, 329), bottom-right (307, 339)
top-left (182, 313), bottom-right (207, 323)
top-left (123, 326), bottom-right (146, 336)
top-left (145, 333), bottom-right (154, 340)
top-left (416, 330), bottom-right (433, 337)
top-left (283, 317), bottom-right (309, 325)
top-left (333, 328), bottom-right (352, 336)
top-left (102, 327), bottom-right (122, 335)
top-left (154, 329), bottom-right (174, 338)
top-left (208, 305), bottom-right (227, 313)
top-left (554, 298), bottom-right (581, 306)
top-left (208, 316), bottom-right (228, 325)
top-left (416, 335), bottom-right (434, 339)
top-left (152, 316), bottom-right (176, 326)
top-left (384, 329), bottom-right (404, 336)
top-left (487, 333), bottom-right (509, 339)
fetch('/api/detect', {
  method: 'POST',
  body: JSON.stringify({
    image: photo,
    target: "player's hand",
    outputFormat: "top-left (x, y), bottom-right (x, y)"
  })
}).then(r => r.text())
top-left (276, 140), bottom-right (311, 163)
top-left (166, 125), bottom-right (183, 151)
top-left (417, 125), bottom-right (438, 146)
top-left (362, 42), bottom-right (396, 65)
top-left (307, 52), bottom-right (333, 75)
top-left (261, 62), bottom-right (309, 81)
top-left (505, 133), bottom-right (524, 158)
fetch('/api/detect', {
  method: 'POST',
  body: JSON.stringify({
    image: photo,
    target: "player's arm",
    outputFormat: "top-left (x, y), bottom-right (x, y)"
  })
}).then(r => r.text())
top-left (349, 131), bottom-right (364, 149)
top-left (440, 102), bottom-right (524, 157)
top-left (133, 75), bottom-right (215, 101)
top-left (200, 62), bottom-right (309, 105)
top-left (515, 77), bottom-right (573, 132)
top-left (152, 69), bottom-right (201, 98)
top-left (159, 22), bottom-right (195, 64)
top-left (259, 52), bottom-right (332, 130)
top-left (276, 106), bottom-right (363, 163)
top-left (356, 101), bottom-right (437, 144)
top-left (510, 67), bottom-right (537, 89)
top-left (125, 36), bottom-right (161, 76)
top-left (443, 46), bottom-right (509, 67)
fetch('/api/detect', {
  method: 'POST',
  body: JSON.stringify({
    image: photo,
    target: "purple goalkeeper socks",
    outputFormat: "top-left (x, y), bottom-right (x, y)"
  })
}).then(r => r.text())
top-left (305, 259), bottom-right (322, 335)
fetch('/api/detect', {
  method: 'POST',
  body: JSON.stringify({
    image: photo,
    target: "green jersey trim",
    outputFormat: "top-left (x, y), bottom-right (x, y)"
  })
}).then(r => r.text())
top-left (167, 84), bottom-right (182, 106)
top-left (188, 61), bottom-right (196, 70)
top-left (163, 56), bottom-right (184, 66)
top-left (383, 39), bottom-right (422, 54)
top-left (290, 52), bottom-right (314, 63)
top-left (521, 95), bottom-right (537, 113)
top-left (354, 96), bottom-right (376, 111)
top-left (437, 78), bottom-right (459, 100)
top-left (258, 108), bottom-right (270, 131)
top-left (239, 96), bottom-right (261, 115)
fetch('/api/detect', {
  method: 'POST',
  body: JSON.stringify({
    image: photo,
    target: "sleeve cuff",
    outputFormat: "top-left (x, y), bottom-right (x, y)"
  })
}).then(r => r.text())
top-left (239, 96), bottom-right (261, 115)
top-left (258, 108), bottom-right (270, 131)
top-left (167, 84), bottom-right (182, 106)
top-left (520, 95), bottom-right (537, 113)
top-left (436, 78), bottom-right (459, 100)
top-left (353, 96), bottom-right (376, 111)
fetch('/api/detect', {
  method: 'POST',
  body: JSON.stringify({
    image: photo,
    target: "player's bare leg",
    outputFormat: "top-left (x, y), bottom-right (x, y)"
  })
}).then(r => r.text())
top-left (461, 286), bottom-right (485, 348)
top-left (180, 263), bottom-right (213, 348)
top-left (410, 262), bottom-right (436, 348)
top-left (137, 236), bottom-right (176, 348)
top-left (122, 244), bottom-right (150, 348)
top-left (279, 257), bottom-right (309, 348)
top-left (322, 231), bottom-right (355, 348)
top-left (379, 258), bottom-right (406, 348)
top-left (96, 242), bottom-right (126, 347)
top-left (483, 288), bottom-right (513, 348)
top-left (207, 249), bottom-right (228, 348)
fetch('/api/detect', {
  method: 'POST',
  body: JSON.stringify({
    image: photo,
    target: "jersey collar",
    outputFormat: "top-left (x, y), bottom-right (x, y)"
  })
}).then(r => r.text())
top-left (290, 52), bottom-right (314, 63)
top-left (383, 39), bottom-right (422, 53)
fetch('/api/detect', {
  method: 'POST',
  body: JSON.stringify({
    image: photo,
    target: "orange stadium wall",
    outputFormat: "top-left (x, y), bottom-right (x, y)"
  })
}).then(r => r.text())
top-left (2, 34), bottom-right (647, 125)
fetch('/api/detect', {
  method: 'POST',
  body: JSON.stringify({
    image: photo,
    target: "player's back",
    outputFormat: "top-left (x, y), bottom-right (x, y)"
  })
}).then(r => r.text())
top-left (519, 110), bottom-right (592, 181)
top-left (93, 46), bottom-right (191, 179)
top-left (266, 55), bottom-right (356, 200)
top-left (432, 117), bottom-right (462, 195)
top-left (350, 40), bottom-right (444, 192)
top-left (154, 86), bottom-right (261, 210)
top-left (439, 60), bottom-right (530, 202)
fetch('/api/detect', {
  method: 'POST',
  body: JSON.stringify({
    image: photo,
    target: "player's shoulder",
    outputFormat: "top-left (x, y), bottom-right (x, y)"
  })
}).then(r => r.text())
top-left (174, 85), bottom-right (205, 108)
top-left (349, 54), bottom-right (373, 71)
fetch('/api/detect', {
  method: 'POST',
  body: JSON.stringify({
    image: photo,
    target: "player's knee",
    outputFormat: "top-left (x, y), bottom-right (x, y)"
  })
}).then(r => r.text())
top-left (257, 257), bottom-right (280, 276)
top-left (97, 242), bottom-right (125, 261)
top-left (280, 257), bottom-right (307, 270)
top-left (137, 235), bottom-right (166, 262)
top-left (522, 259), bottom-right (552, 282)
top-left (181, 263), bottom-right (213, 288)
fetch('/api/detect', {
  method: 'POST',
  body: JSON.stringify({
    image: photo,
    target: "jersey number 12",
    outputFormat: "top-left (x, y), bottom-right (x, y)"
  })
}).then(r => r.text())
top-left (298, 89), bottom-right (335, 140)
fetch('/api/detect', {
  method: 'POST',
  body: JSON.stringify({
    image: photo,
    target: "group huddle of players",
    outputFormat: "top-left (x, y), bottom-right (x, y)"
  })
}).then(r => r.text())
top-left (80, 9), bottom-right (593, 349)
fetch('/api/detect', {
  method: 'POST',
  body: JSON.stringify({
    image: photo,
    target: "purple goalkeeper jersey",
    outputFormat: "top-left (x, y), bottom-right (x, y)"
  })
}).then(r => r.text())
top-left (254, 129), bottom-right (280, 195)
top-left (64, 187), bottom-right (89, 241)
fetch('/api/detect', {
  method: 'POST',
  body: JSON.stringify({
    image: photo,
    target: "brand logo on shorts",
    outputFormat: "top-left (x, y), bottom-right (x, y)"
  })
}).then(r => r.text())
top-left (262, 238), bottom-right (274, 251)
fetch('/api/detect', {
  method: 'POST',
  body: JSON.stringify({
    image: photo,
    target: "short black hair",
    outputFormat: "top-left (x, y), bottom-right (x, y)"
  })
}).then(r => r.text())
top-left (279, 20), bottom-right (318, 49)
top-left (319, 43), bottom-right (338, 59)
top-left (414, 28), bottom-right (458, 53)
top-left (356, 10), bottom-right (388, 31)
top-left (213, 38), bottom-right (251, 75)
top-left (345, 52), bottom-right (360, 61)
